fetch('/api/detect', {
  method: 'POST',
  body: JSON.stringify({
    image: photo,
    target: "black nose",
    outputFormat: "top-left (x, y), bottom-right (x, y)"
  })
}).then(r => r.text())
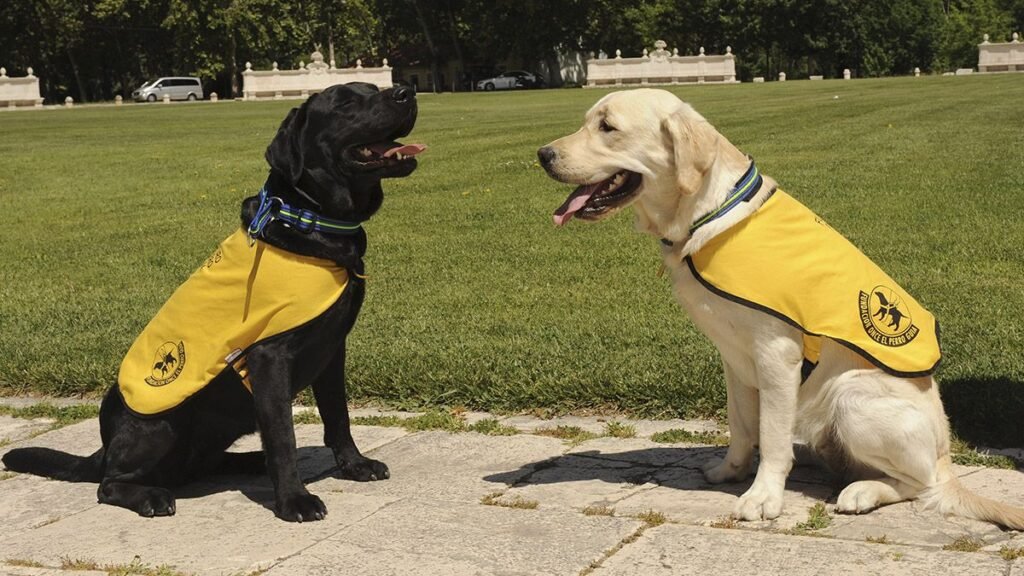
top-left (393, 86), bottom-right (413, 103)
top-left (537, 146), bottom-right (557, 167)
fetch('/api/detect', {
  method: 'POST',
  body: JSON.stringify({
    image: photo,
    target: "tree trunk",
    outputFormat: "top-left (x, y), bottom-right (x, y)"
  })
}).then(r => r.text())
top-left (444, 1), bottom-right (464, 90)
top-left (410, 0), bottom-right (441, 92)
top-left (67, 47), bottom-right (87, 102)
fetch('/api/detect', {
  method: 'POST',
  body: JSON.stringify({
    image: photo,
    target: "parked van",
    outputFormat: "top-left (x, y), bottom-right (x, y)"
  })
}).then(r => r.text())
top-left (132, 77), bottom-right (203, 102)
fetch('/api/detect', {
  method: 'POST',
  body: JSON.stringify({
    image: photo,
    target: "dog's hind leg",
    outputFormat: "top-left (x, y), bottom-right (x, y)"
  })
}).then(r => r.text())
top-left (703, 359), bottom-right (759, 484)
top-left (312, 346), bottom-right (389, 482)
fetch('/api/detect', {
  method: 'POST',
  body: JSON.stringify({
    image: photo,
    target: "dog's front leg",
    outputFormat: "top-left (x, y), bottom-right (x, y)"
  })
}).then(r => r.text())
top-left (733, 338), bottom-right (802, 521)
top-left (704, 360), bottom-right (759, 483)
top-left (248, 350), bottom-right (327, 522)
top-left (312, 346), bottom-right (390, 482)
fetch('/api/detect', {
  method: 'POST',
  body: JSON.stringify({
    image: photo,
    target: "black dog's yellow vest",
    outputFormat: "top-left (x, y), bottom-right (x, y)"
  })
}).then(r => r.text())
top-left (118, 229), bottom-right (349, 415)
top-left (686, 190), bottom-right (940, 377)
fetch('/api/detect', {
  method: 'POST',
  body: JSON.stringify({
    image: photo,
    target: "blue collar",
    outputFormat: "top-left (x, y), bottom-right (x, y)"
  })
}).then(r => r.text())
top-left (247, 184), bottom-right (363, 242)
top-left (661, 160), bottom-right (766, 248)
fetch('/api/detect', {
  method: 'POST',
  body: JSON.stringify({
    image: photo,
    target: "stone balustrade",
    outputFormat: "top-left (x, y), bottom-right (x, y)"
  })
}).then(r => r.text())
top-left (586, 41), bottom-right (738, 87)
top-left (242, 50), bottom-right (394, 100)
top-left (0, 66), bottom-right (43, 108)
top-left (978, 33), bottom-right (1024, 73)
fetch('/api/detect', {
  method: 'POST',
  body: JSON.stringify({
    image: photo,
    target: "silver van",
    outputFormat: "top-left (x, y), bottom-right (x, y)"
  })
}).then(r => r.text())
top-left (132, 77), bottom-right (204, 102)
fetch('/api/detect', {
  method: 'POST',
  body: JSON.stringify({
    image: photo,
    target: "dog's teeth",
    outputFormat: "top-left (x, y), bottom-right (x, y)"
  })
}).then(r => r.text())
top-left (396, 152), bottom-right (404, 160)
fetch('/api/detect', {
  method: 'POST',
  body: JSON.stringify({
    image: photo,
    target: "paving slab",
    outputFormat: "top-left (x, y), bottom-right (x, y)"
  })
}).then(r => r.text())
top-left (0, 420), bottom-right (100, 462)
top-left (0, 475), bottom-right (101, 544)
top-left (499, 453), bottom-right (658, 511)
top-left (325, 430), bottom-right (566, 503)
top-left (0, 416), bottom-right (54, 446)
top-left (263, 499), bottom-right (643, 576)
top-left (825, 498), bottom-right (1010, 548)
top-left (1, 491), bottom-right (399, 576)
top-left (591, 523), bottom-right (1012, 575)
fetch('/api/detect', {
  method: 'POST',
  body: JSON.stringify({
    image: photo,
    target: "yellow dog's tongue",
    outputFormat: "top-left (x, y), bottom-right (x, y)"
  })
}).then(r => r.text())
top-left (553, 183), bottom-right (601, 226)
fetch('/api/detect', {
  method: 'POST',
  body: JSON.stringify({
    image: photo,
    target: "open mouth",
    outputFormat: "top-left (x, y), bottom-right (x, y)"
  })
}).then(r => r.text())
top-left (552, 170), bottom-right (642, 226)
top-left (347, 141), bottom-right (427, 171)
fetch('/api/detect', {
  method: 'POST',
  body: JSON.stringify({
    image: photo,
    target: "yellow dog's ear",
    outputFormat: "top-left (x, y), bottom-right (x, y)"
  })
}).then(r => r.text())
top-left (663, 108), bottom-right (718, 196)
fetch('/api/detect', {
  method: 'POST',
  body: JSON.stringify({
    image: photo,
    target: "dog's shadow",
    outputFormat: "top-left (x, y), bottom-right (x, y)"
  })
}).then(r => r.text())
top-left (483, 445), bottom-right (837, 500)
top-left (173, 445), bottom-right (341, 514)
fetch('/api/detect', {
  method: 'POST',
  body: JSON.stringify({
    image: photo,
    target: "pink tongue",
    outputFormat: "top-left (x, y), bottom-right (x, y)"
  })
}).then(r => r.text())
top-left (380, 143), bottom-right (427, 158)
top-left (552, 183), bottom-right (601, 226)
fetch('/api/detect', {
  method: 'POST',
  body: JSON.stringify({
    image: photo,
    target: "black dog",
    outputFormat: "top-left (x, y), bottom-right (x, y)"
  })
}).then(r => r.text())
top-left (3, 83), bottom-right (422, 522)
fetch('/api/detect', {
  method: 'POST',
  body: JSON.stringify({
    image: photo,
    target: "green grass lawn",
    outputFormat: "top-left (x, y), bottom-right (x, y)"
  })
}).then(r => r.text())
top-left (1, 76), bottom-right (1022, 444)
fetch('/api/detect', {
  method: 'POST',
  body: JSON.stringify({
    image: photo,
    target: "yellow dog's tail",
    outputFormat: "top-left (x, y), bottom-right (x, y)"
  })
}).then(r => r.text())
top-left (919, 456), bottom-right (1024, 530)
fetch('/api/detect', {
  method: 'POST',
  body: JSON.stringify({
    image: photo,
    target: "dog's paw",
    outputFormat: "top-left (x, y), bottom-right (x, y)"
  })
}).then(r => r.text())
top-left (702, 457), bottom-right (752, 484)
top-left (136, 488), bottom-right (176, 518)
top-left (836, 481), bottom-right (886, 514)
top-left (338, 456), bottom-right (390, 482)
top-left (732, 478), bottom-right (785, 521)
top-left (275, 492), bottom-right (327, 522)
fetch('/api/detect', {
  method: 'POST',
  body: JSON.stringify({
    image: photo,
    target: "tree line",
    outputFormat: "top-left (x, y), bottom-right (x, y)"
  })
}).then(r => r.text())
top-left (1, 0), bottom-right (1022, 103)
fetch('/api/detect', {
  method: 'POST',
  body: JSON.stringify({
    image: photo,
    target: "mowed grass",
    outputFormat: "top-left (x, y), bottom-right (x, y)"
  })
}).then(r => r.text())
top-left (1, 76), bottom-right (1022, 442)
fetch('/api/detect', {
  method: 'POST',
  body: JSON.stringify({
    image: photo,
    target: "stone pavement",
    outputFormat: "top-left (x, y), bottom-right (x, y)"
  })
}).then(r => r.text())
top-left (1, 405), bottom-right (1023, 576)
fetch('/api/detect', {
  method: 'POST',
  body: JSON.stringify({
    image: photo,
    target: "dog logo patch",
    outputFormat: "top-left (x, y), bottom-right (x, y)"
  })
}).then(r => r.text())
top-left (145, 341), bottom-right (186, 387)
top-left (858, 286), bottom-right (919, 347)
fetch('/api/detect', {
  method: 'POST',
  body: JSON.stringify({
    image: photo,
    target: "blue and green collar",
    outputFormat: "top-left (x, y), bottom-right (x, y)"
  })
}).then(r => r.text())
top-left (661, 160), bottom-right (767, 247)
top-left (247, 183), bottom-right (363, 242)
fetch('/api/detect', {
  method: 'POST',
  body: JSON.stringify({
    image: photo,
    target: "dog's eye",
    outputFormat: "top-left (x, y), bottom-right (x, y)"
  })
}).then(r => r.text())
top-left (599, 119), bottom-right (616, 133)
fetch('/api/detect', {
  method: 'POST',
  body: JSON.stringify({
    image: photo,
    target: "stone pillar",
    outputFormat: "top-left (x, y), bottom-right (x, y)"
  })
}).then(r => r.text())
top-left (914, 67), bottom-right (921, 77)
top-left (778, 72), bottom-right (786, 82)
top-left (64, 96), bottom-right (73, 107)
top-left (210, 92), bottom-right (218, 102)
top-left (162, 93), bottom-right (170, 103)
top-left (114, 95), bottom-right (122, 105)
top-left (843, 69), bottom-right (851, 80)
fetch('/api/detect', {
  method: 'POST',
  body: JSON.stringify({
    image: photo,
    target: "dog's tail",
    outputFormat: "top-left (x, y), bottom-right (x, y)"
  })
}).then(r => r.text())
top-left (1, 447), bottom-right (104, 483)
top-left (919, 456), bottom-right (1024, 530)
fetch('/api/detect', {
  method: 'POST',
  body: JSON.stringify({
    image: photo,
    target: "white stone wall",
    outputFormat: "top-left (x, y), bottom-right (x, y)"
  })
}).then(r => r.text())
top-left (242, 51), bottom-right (394, 100)
top-left (978, 33), bottom-right (1024, 73)
top-left (586, 41), bottom-right (738, 87)
top-left (0, 67), bottom-right (43, 108)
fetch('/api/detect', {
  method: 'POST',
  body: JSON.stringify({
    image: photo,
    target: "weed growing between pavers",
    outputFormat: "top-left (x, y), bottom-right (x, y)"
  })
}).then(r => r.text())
top-left (351, 415), bottom-right (406, 427)
top-left (650, 428), bottom-right (729, 446)
top-left (865, 535), bottom-right (892, 544)
top-left (60, 555), bottom-right (190, 575)
top-left (782, 502), bottom-right (832, 537)
top-left (603, 421), bottom-right (636, 438)
top-left (533, 425), bottom-right (600, 445)
top-left (0, 404), bottom-right (100, 426)
top-left (1000, 545), bottom-right (1024, 561)
top-left (942, 536), bottom-right (985, 552)
top-left (949, 436), bottom-right (1018, 470)
top-left (580, 524), bottom-right (649, 576)
top-left (582, 505), bottom-right (615, 516)
top-left (708, 516), bottom-right (739, 529)
top-left (634, 510), bottom-right (667, 527)
top-left (5, 559), bottom-right (45, 568)
top-left (468, 418), bottom-right (519, 436)
top-left (0, 472), bottom-right (17, 481)
top-left (479, 491), bottom-right (539, 510)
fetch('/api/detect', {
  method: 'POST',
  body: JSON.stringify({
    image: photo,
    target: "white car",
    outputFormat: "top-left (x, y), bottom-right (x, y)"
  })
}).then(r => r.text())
top-left (132, 77), bottom-right (204, 102)
top-left (476, 71), bottom-right (541, 91)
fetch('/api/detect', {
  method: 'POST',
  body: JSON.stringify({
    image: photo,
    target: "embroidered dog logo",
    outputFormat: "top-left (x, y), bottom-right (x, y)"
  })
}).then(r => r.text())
top-left (858, 286), bottom-right (919, 347)
top-left (146, 341), bottom-right (186, 386)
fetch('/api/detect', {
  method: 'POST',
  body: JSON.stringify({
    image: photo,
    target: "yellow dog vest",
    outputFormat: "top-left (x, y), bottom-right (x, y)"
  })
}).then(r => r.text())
top-left (118, 229), bottom-right (350, 415)
top-left (686, 190), bottom-right (940, 377)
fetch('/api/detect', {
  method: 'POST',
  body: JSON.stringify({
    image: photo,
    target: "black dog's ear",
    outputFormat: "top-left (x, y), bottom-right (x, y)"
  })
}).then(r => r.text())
top-left (265, 95), bottom-right (315, 184)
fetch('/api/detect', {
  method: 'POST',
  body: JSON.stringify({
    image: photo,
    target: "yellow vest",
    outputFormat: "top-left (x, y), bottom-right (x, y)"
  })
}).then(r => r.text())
top-left (686, 190), bottom-right (940, 377)
top-left (118, 229), bottom-right (350, 415)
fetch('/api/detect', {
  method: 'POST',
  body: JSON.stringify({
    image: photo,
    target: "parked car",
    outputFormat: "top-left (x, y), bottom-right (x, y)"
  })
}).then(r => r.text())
top-left (132, 77), bottom-right (204, 102)
top-left (475, 70), bottom-right (543, 91)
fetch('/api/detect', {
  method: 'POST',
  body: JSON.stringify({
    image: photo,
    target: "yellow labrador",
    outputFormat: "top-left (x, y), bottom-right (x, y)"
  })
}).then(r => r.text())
top-left (538, 88), bottom-right (1024, 527)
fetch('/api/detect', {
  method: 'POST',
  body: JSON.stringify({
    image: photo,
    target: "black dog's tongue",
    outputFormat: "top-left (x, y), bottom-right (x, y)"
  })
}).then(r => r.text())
top-left (370, 143), bottom-right (427, 158)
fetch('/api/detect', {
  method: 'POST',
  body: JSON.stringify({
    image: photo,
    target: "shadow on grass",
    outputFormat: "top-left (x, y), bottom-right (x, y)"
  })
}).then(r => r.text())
top-left (941, 377), bottom-right (1024, 448)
